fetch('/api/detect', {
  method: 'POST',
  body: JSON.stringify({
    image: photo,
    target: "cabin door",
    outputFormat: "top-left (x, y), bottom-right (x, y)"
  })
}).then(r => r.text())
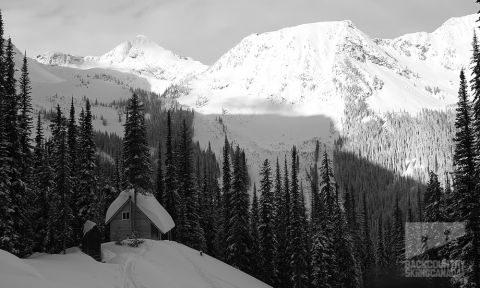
top-left (151, 224), bottom-right (160, 240)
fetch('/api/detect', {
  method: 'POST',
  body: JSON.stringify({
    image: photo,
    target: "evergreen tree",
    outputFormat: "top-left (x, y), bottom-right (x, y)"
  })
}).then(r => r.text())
top-left (212, 171), bottom-right (225, 259)
top-left (320, 148), bottom-right (335, 214)
top-left (178, 119), bottom-right (205, 250)
top-left (18, 52), bottom-right (33, 181)
top-left (361, 193), bottom-right (375, 288)
top-left (78, 99), bottom-right (98, 223)
top-left (275, 156), bottom-right (292, 288)
top-left (468, 30), bottom-right (480, 288)
top-left (344, 187), bottom-right (365, 288)
top-left (164, 110), bottom-right (179, 240)
top-left (311, 148), bottom-right (340, 288)
top-left (375, 215), bottom-right (388, 282)
top-left (114, 152), bottom-right (122, 193)
top-left (32, 114), bottom-right (54, 252)
top-left (155, 142), bottom-right (164, 205)
top-left (453, 69), bottom-right (480, 287)
top-left (226, 146), bottom-right (251, 272)
top-left (288, 146), bottom-right (307, 288)
top-left (3, 38), bottom-right (33, 256)
top-left (259, 159), bottom-right (275, 285)
top-left (471, 31), bottom-right (480, 156)
top-left (222, 135), bottom-right (232, 256)
top-left (333, 199), bottom-right (360, 288)
top-left (122, 93), bottom-right (152, 191)
top-left (67, 99), bottom-right (81, 242)
top-left (0, 10), bottom-right (12, 255)
top-left (391, 194), bottom-right (405, 275)
top-left (51, 105), bottom-right (73, 254)
top-left (199, 157), bottom-right (216, 256)
top-left (424, 171), bottom-right (443, 222)
top-left (249, 183), bottom-right (261, 279)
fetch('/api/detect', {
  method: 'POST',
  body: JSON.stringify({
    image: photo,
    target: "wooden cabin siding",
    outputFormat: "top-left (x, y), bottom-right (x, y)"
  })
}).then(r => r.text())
top-left (134, 205), bottom-right (152, 239)
top-left (109, 199), bottom-right (161, 241)
top-left (109, 202), bottom-right (132, 241)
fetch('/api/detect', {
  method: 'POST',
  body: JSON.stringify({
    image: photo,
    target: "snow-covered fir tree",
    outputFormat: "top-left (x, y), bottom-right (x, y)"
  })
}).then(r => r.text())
top-left (78, 99), bottom-right (98, 224)
top-left (249, 183), bottom-right (261, 279)
top-left (226, 146), bottom-right (251, 272)
top-left (50, 105), bottom-right (73, 254)
top-left (178, 119), bottom-right (206, 250)
top-left (258, 159), bottom-right (275, 285)
top-left (122, 93), bottom-right (152, 192)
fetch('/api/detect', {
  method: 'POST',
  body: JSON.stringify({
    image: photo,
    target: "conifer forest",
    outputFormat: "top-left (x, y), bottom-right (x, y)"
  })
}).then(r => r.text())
top-left (1, 2), bottom-right (480, 288)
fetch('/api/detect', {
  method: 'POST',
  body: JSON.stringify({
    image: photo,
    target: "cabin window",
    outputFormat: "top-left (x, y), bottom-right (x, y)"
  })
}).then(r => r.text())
top-left (122, 212), bottom-right (130, 220)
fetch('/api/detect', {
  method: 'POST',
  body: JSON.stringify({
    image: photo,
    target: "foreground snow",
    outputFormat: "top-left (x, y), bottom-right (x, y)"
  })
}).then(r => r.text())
top-left (0, 240), bottom-right (270, 288)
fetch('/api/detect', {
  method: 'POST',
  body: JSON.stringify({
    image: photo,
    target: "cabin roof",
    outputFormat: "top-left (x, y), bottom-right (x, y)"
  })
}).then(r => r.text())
top-left (105, 189), bottom-right (175, 234)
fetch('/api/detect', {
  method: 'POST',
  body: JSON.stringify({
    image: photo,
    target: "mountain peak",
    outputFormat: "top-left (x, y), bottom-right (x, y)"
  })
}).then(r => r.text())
top-left (128, 34), bottom-right (159, 48)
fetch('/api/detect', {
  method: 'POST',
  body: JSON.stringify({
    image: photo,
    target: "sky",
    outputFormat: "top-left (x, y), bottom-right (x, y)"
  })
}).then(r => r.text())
top-left (1, 0), bottom-right (477, 64)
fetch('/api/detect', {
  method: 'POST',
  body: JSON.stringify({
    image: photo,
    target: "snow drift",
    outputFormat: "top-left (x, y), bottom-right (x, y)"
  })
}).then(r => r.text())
top-left (0, 240), bottom-right (270, 288)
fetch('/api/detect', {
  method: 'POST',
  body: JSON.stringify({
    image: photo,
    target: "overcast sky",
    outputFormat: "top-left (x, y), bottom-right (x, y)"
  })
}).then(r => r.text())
top-left (1, 0), bottom-right (477, 64)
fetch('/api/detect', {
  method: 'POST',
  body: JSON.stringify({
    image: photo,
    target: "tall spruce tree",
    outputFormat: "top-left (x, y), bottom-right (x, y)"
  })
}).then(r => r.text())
top-left (288, 146), bottom-right (307, 288)
top-left (67, 99), bottom-right (81, 242)
top-left (18, 53), bottom-right (33, 182)
top-left (78, 99), bottom-right (98, 223)
top-left (259, 159), bottom-right (275, 285)
top-left (122, 93), bottom-right (152, 192)
top-left (32, 114), bottom-right (54, 252)
top-left (468, 29), bottom-right (480, 288)
top-left (453, 69), bottom-right (480, 287)
top-left (249, 183), bottom-right (261, 279)
top-left (361, 192), bottom-right (375, 288)
top-left (226, 146), bottom-right (251, 272)
top-left (178, 119), bottom-right (205, 250)
top-left (222, 135), bottom-right (232, 257)
top-left (155, 142), bottom-right (164, 205)
top-left (375, 215), bottom-right (388, 281)
top-left (312, 148), bottom-right (339, 288)
top-left (424, 171), bottom-right (443, 222)
top-left (199, 157), bottom-right (216, 256)
top-left (4, 38), bottom-right (33, 256)
top-left (275, 156), bottom-right (292, 288)
top-left (0, 10), bottom-right (12, 255)
top-left (51, 105), bottom-right (73, 254)
top-left (164, 110), bottom-right (179, 240)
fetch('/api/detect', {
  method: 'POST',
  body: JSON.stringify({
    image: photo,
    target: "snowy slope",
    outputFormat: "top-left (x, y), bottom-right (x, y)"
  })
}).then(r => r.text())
top-left (14, 46), bottom-right (151, 136)
top-left (36, 35), bottom-right (207, 94)
top-left (177, 15), bottom-right (477, 125)
top-left (0, 240), bottom-right (270, 288)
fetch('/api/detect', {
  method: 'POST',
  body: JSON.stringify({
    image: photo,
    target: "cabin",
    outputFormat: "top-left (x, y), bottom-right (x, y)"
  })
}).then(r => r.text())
top-left (105, 188), bottom-right (175, 242)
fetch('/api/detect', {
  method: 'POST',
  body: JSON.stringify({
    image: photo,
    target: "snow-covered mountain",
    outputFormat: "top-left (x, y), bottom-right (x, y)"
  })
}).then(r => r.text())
top-left (36, 35), bottom-right (207, 93)
top-left (177, 14), bottom-right (477, 125)
top-left (30, 14), bottom-right (478, 182)
top-left (35, 15), bottom-right (477, 125)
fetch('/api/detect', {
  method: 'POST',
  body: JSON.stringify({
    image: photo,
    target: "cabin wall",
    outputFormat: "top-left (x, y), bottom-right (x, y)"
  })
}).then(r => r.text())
top-left (110, 203), bottom-right (132, 242)
top-left (134, 206), bottom-right (153, 239)
top-left (109, 200), bottom-right (161, 241)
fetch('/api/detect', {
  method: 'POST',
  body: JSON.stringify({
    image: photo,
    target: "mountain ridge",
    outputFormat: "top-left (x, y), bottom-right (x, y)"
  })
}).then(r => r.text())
top-left (36, 35), bottom-right (207, 93)
top-left (33, 14), bottom-right (478, 126)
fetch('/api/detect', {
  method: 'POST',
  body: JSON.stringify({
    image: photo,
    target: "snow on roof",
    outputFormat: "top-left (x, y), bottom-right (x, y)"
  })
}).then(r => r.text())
top-left (82, 220), bottom-right (97, 236)
top-left (105, 189), bottom-right (175, 233)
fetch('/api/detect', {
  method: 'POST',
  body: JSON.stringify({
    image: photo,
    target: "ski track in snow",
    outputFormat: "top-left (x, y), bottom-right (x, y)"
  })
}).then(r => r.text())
top-left (121, 244), bottom-right (149, 288)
